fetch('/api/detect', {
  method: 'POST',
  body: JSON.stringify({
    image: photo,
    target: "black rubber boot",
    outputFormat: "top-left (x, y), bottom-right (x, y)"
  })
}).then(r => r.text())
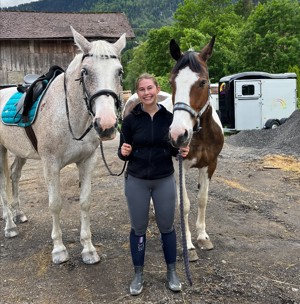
top-left (130, 266), bottom-right (144, 295)
top-left (167, 263), bottom-right (182, 292)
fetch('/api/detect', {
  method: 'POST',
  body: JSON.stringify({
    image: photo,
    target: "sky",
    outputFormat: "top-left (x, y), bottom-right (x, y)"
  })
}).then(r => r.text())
top-left (0, 0), bottom-right (40, 7)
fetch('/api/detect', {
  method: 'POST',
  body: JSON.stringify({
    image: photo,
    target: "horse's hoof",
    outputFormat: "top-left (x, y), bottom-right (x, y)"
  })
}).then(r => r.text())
top-left (5, 227), bottom-right (19, 238)
top-left (82, 251), bottom-right (100, 265)
top-left (188, 248), bottom-right (199, 262)
top-left (197, 239), bottom-right (214, 250)
top-left (14, 213), bottom-right (28, 224)
top-left (52, 249), bottom-right (69, 264)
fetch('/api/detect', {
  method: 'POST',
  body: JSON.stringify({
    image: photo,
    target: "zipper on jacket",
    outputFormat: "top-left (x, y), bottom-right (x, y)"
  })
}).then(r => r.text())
top-left (147, 116), bottom-right (154, 179)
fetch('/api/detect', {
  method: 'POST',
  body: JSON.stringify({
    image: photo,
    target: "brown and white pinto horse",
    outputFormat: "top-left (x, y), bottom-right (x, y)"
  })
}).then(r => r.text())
top-left (169, 37), bottom-right (224, 261)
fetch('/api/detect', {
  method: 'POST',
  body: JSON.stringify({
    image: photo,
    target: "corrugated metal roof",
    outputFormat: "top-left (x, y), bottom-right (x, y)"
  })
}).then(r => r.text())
top-left (0, 11), bottom-right (135, 40)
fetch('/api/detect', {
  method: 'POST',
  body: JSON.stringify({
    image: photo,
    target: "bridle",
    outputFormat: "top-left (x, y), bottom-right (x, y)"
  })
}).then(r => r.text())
top-left (172, 81), bottom-right (211, 133)
top-left (64, 53), bottom-right (123, 141)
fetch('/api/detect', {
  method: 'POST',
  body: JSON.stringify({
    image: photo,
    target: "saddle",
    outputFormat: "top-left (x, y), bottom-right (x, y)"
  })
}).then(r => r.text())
top-left (16, 65), bottom-right (65, 119)
top-left (2, 65), bottom-right (64, 152)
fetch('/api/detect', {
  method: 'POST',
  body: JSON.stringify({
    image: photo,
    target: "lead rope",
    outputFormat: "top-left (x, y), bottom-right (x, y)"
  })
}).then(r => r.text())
top-left (177, 153), bottom-right (193, 286)
top-left (99, 141), bottom-right (127, 176)
top-left (99, 122), bottom-right (127, 176)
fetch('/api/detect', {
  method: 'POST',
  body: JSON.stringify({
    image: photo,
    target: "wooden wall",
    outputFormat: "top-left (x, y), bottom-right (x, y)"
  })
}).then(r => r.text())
top-left (0, 39), bottom-right (77, 85)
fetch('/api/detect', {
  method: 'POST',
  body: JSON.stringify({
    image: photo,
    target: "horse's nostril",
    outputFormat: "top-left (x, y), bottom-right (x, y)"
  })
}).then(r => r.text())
top-left (184, 129), bottom-right (188, 137)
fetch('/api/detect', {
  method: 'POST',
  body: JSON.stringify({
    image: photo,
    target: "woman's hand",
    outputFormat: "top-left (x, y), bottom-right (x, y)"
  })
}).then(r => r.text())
top-left (179, 146), bottom-right (190, 158)
top-left (121, 143), bottom-right (132, 157)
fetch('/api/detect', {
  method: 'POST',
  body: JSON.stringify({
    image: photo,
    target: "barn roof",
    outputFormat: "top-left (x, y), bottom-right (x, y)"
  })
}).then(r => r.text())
top-left (0, 11), bottom-right (135, 40)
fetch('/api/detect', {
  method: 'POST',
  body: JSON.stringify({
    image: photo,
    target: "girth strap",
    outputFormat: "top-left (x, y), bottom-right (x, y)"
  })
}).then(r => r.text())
top-left (23, 116), bottom-right (38, 151)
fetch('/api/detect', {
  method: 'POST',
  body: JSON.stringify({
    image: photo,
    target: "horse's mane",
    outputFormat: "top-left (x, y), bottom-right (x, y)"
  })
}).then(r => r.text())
top-left (172, 51), bottom-right (202, 74)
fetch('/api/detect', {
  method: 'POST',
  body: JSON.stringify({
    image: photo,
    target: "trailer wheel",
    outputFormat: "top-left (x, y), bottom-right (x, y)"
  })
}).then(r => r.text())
top-left (264, 119), bottom-right (280, 129)
top-left (279, 118), bottom-right (288, 125)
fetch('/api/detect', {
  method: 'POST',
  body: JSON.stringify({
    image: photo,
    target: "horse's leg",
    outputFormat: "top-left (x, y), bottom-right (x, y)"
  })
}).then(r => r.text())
top-left (0, 146), bottom-right (18, 237)
top-left (196, 167), bottom-right (213, 250)
top-left (10, 157), bottom-right (28, 223)
top-left (43, 161), bottom-right (69, 264)
top-left (174, 159), bottom-right (199, 261)
top-left (77, 152), bottom-right (100, 264)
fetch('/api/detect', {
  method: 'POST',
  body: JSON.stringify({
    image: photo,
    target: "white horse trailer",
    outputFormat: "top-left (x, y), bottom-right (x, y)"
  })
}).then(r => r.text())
top-left (210, 83), bottom-right (219, 112)
top-left (218, 72), bottom-right (297, 131)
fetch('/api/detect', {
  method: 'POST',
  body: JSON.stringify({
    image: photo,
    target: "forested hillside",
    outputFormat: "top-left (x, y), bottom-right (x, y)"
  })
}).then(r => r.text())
top-left (6, 0), bottom-right (183, 40)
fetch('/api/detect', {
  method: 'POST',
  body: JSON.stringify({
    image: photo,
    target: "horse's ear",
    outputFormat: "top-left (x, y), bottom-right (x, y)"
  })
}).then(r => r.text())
top-left (170, 39), bottom-right (182, 61)
top-left (70, 26), bottom-right (91, 54)
top-left (113, 33), bottom-right (127, 55)
top-left (199, 35), bottom-right (216, 62)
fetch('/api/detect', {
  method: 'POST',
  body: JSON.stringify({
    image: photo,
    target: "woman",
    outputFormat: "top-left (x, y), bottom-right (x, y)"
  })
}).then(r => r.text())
top-left (118, 73), bottom-right (189, 295)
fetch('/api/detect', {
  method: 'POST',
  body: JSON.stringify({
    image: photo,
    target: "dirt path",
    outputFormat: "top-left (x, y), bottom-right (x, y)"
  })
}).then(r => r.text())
top-left (1, 134), bottom-right (300, 304)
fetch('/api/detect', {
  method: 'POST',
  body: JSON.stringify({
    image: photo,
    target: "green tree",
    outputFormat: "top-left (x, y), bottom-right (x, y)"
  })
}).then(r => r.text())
top-left (234, 0), bottom-right (255, 18)
top-left (174, 0), bottom-right (234, 29)
top-left (123, 42), bottom-right (148, 92)
top-left (142, 0), bottom-right (243, 81)
top-left (288, 65), bottom-right (300, 105)
top-left (237, 0), bottom-right (300, 73)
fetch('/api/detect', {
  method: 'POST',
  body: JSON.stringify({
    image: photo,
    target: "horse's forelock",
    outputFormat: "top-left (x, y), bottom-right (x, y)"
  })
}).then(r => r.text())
top-left (91, 40), bottom-right (118, 58)
top-left (172, 51), bottom-right (202, 75)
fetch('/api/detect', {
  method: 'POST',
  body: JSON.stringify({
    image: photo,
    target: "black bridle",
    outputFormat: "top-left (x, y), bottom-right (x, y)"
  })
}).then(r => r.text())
top-left (173, 99), bottom-right (210, 133)
top-left (64, 53), bottom-right (123, 141)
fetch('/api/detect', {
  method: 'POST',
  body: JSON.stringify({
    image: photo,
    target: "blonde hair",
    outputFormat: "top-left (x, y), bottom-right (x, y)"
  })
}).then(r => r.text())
top-left (135, 73), bottom-right (159, 91)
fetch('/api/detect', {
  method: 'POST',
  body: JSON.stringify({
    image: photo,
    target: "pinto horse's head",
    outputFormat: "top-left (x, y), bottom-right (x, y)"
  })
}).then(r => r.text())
top-left (168, 37), bottom-right (215, 148)
top-left (71, 26), bottom-right (126, 140)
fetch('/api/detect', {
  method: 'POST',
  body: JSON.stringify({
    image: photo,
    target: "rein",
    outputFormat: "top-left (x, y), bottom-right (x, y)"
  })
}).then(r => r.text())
top-left (177, 153), bottom-right (193, 286)
top-left (99, 140), bottom-right (127, 176)
top-left (64, 73), bottom-right (94, 140)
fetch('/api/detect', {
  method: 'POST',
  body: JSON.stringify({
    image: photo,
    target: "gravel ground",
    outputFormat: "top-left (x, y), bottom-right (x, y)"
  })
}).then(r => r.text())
top-left (0, 109), bottom-right (299, 304)
top-left (227, 109), bottom-right (300, 158)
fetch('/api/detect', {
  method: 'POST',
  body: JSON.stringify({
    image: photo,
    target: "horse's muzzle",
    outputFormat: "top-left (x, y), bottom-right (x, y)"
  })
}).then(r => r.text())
top-left (93, 121), bottom-right (117, 140)
top-left (169, 130), bottom-right (190, 148)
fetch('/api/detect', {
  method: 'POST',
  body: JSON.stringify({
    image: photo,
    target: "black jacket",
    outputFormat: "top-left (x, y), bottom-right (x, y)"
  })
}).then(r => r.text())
top-left (118, 103), bottom-right (178, 180)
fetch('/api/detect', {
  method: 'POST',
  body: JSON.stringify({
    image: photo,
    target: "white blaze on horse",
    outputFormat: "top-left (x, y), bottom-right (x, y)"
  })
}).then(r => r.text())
top-left (0, 27), bottom-right (126, 264)
top-left (169, 37), bottom-right (224, 261)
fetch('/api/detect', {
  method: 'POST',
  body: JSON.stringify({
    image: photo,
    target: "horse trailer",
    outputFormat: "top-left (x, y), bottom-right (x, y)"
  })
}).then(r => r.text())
top-left (209, 83), bottom-right (219, 112)
top-left (218, 71), bottom-right (297, 131)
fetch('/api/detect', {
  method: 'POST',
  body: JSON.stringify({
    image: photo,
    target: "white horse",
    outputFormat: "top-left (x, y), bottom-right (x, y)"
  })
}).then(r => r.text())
top-left (0, 27), bottom-right (126, 264)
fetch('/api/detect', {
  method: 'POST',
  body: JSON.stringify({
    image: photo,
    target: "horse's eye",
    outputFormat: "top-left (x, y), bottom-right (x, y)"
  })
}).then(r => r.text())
top-left (118, 69), bottom-right (124, 77)
top-left (199, 80), bottom-right (206, 88)
top-left (81, 68), bottom-right (88, 76)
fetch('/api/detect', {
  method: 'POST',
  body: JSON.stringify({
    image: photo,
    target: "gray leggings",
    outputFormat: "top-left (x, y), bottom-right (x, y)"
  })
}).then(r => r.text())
top-left (125, 174), bottom-right (177, 235)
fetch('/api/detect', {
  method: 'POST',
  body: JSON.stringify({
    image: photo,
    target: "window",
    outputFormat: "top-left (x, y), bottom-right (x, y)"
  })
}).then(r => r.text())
top-left (242, 85), bottom-right (255, 95)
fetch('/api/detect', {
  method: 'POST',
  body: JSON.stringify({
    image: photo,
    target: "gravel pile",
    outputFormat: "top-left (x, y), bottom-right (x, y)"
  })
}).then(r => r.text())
top-left (226, 109), bottom-right (300, 158)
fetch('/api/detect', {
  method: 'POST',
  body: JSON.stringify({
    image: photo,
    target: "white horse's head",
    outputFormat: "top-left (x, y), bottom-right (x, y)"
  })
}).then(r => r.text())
top-left (70, 26), bottom-right (126, 140)
top-left (168, 37), bottom-right (215, 148)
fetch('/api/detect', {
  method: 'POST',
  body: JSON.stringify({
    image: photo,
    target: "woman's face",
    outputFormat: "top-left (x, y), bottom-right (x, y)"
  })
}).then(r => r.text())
top-left (136, 78), bottom-right (160, 106)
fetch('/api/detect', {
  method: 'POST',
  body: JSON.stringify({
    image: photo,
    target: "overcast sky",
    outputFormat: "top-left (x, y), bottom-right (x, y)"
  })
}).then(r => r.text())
top-left (0, 0), bottom-right (40, 7)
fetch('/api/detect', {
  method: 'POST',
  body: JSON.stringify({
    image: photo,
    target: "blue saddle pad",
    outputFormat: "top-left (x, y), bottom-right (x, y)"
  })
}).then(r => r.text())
top-left (1, 91), bottom-right (42, 127)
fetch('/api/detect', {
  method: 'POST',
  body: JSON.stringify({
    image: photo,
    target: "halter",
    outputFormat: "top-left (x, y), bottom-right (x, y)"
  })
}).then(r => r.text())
top-left (173, 99), bottom-right (210, 133)
top-left (64, 53), bottom-right (123, 141)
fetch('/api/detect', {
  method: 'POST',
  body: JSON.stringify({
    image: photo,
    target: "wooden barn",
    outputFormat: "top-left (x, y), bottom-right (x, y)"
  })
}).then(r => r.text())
top-left (0, 11), bottom-right (135, 87)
